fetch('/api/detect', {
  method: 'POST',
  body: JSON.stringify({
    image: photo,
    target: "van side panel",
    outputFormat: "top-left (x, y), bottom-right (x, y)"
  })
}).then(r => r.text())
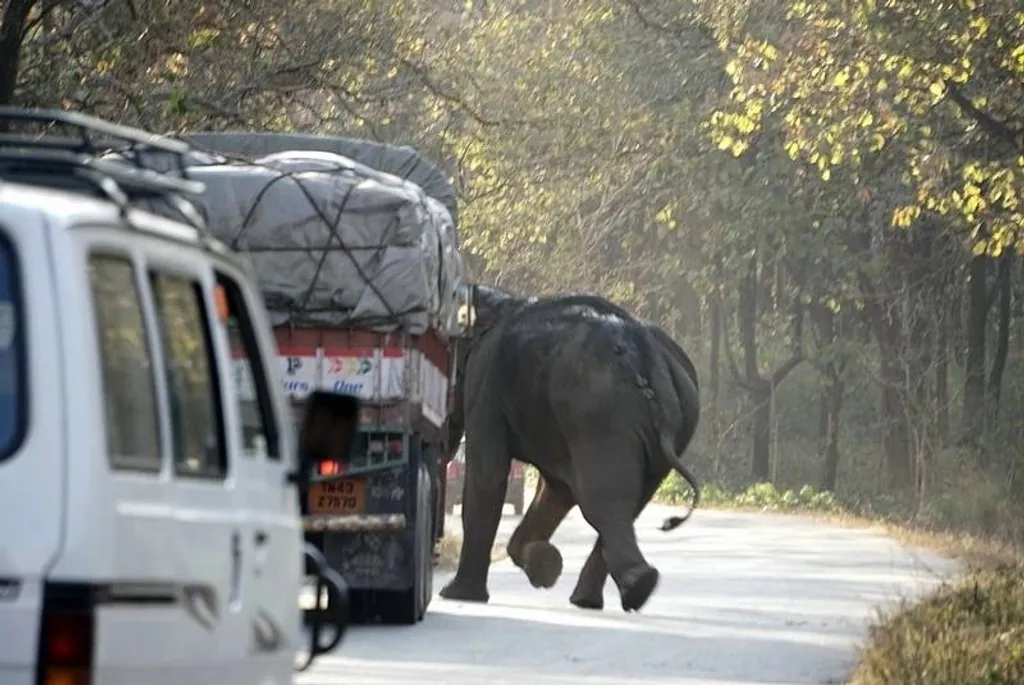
top-left (0, 207), bottom-right (67, 683)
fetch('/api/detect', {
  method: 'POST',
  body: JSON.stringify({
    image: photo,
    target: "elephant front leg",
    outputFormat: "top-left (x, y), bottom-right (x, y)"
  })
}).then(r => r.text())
top-left (507, 477), bottom-right (574, 589)
top-left (439, 441), bottom-right (510, 604)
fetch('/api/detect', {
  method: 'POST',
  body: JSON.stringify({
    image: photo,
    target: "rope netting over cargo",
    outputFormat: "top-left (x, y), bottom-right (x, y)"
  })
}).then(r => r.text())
top-left (145, 136), bottom-right (465, 336)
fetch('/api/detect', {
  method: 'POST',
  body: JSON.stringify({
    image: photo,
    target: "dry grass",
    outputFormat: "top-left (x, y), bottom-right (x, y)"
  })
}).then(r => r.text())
top-left (848, 564), bottom-right (1024, 685)
top-left (434, 532), bottom-right (510, 571)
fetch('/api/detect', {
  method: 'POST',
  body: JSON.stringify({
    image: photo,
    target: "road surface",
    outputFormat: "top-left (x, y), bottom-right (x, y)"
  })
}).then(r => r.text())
top-left (299, 504), bottom-right (959, 685)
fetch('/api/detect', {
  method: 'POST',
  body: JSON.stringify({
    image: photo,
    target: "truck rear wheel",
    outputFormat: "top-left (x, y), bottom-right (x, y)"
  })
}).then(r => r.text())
top-left (378, 462), bottom-right (434, 625)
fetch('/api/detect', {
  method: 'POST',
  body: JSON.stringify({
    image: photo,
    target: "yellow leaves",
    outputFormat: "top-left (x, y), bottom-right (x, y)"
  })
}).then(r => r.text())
top-left (891, 205), bottom-right (921, 228)
top-left (939, 64), bottom-right (969, 84)
top-left (786, 141), bottom-right (801, 160)
top-left (929, 81), bottom-right (946, 98)
top-left (968, 15), bottom-right (989, 38)
top-left (963, 163), bottom-right (986, 184)
top-left (734, 115), bottom-right (757, 135)
top-left (654, 205), bottom-right (678, 230)
top-left (717, 135), bottom-right (736, 152)
top-left (187, 28), bottom-right (221, 50)
top-left (729, 139), bottom-right (750, 157)
top-left (821, 167), bottom-right (832, 181)
top-left (972, 240), bottom-right (988, 257)
top-left (858, 111), bottom-right (874, 127)
top-left (1010, 43), bottom-right (1024, 73)
top-left (868, 133), bottom-right (886, 151)
top-left (833, 68), bottom-right (851, 88)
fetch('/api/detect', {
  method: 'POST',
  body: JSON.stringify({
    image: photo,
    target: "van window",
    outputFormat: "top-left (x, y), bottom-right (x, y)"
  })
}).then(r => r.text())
top-left (0, 232), bottom-right (26, 461)
top-left (215, 273), bottom-right (279, 460)
top-left (89, 254), bottom-right (162, 471)
top-left (150, 272), bottom-right (226, 479)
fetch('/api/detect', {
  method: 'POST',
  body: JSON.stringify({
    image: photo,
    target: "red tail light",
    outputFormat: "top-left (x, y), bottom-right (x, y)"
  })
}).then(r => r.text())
top-left (40, 609), bottom-right (93, 685)
top-left (510, 462), bottom-right (523, 477)
top-left (318, 460), bottom-right (343, 476)
top-left (446, 461), bottom-right (462, 479)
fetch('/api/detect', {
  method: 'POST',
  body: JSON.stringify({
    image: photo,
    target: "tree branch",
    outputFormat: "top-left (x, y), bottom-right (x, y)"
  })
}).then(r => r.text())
top-left (943, 79), bottom-right (1023, 153)
top-left (718, 294), bottom-right (754, 391)
top-left (769, 351), bottom-right (804, 386)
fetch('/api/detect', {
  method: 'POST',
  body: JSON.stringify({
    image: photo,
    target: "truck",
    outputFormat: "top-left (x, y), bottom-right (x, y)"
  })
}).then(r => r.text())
top-left (168, 132), bottom-right (469, 625)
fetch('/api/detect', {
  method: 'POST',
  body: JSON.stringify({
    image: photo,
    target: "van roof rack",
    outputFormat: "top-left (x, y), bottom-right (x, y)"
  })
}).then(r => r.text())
top-left (0, 108), bottom-right (206, 229)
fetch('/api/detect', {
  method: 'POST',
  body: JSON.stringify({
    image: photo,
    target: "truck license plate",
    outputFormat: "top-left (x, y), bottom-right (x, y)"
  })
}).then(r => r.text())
top-left (308, 478), bottom-right (366, 515)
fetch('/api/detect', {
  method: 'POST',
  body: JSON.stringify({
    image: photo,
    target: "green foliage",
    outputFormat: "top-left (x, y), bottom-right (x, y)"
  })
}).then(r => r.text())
top-left (655, 476), bottom-right (842, 513)
top-left (851, 565), bottom-right (1024, 685)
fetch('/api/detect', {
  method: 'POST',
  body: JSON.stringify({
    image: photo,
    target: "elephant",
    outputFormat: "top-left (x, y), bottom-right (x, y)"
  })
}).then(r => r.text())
top-left (439, 286), bottom-right (701, 613)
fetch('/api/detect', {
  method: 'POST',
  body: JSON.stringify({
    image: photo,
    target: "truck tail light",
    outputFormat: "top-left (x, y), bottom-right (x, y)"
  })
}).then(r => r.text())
top-left (318, 460), bottom-right (344, 476)
top-left (38, 606), bottom-right (94, 685)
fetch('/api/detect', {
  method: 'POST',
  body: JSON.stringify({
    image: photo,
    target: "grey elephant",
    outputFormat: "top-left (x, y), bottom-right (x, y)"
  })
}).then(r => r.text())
top-left (440, 287), bottom-right (701, 612)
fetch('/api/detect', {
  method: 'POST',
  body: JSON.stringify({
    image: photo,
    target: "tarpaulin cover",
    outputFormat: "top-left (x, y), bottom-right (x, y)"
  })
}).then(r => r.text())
top-left (138, 134), bottom-right (464, 335)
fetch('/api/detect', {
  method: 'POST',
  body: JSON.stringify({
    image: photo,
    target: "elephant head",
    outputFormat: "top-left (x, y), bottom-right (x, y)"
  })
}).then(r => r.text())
top-left (447, 284), bottom-right (534, 459)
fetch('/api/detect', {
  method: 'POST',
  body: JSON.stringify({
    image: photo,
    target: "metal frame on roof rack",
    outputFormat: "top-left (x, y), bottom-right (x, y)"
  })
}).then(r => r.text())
top-left (0, 108), bottom-right (207, 230)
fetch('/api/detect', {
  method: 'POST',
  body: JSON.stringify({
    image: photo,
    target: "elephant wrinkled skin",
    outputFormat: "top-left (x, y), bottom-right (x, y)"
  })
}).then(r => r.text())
top-left (440, 288), bottom-right (701, 613)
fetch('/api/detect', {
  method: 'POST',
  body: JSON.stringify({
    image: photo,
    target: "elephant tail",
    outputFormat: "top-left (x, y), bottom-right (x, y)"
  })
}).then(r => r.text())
top-left (647, 328), bottom-right (701, 532)
top-left (657, 438), bottom-right (702, 532)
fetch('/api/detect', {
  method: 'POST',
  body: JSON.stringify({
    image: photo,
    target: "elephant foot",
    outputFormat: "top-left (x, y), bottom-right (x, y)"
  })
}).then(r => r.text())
top-left (569, 589), bottom-right (604, 611)
top-left (439, 577), bottom-right (489, 604)
top-left (523, 541), bottom-right (563, 589)
top-left (619, 565), bottom-right (659, 613)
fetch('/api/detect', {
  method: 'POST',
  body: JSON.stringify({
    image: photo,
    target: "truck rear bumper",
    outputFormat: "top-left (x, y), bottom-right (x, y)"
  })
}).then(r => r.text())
top-left (304, 514), bottom-right (407, 533)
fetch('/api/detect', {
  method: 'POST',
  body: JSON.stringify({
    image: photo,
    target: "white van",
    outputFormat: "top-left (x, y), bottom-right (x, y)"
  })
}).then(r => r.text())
top-left (0, 109), bottom-right (347, 685)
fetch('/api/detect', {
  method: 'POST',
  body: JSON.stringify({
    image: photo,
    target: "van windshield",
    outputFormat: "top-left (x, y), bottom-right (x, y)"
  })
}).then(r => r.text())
top-left (0, 232), bottom-right (24, 460)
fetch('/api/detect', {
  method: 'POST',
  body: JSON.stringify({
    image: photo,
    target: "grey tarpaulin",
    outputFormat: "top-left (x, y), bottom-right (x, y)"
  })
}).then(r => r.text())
top-left (117, 136), bottom-right (465, 336)
top-left (179, 132), bottom-right (459, 228)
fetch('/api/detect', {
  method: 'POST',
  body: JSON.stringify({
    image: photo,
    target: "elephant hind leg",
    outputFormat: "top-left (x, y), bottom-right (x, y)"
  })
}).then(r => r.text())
top-left (572, 439), bottom-right (659, 613)
top-left (570, 469), bottom-right (666, 611)
top-left (507, 477), bottom-right (574, 589)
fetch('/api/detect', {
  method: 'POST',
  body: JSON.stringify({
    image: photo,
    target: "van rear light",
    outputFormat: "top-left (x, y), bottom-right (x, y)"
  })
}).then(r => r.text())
top-left (39, 607), bottom-right (94, 685)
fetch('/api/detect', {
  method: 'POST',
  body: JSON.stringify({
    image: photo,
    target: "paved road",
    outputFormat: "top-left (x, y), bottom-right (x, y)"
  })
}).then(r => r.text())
top-left (299, 505), bottom-right (959, 685)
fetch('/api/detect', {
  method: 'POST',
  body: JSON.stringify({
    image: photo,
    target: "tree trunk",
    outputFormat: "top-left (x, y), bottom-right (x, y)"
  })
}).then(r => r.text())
top-left (751, 382), bottom-right (771, 482)
top-left (819, 372), bottom-right (844, 492)
top-left (879, 356), bottom-right (914, 490)
top-left (0, 0), bottom-right (34, 108)
top-left (936, 310), bottom-right (950, 444)
top-left (951, 281), bottom-right (965, 366)
top-left (960, 255), bottom-right (989, 444)
top-left (988, 253), bottom-right (1012, 414)
top-left (857, 266), bottom-right (914, 491)
top-left (708, 295), bottom-right (722, 472)
top-left (722, 254), bottom-right (803, 481)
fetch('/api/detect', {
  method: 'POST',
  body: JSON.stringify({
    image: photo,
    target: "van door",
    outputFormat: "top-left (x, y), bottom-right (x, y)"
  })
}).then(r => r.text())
top-left (143, 260), bottom-right (249, 684)
top-left (0, 213), bottom-right (63, 685)
top-left (215, 268), bottom-right (303, 682)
